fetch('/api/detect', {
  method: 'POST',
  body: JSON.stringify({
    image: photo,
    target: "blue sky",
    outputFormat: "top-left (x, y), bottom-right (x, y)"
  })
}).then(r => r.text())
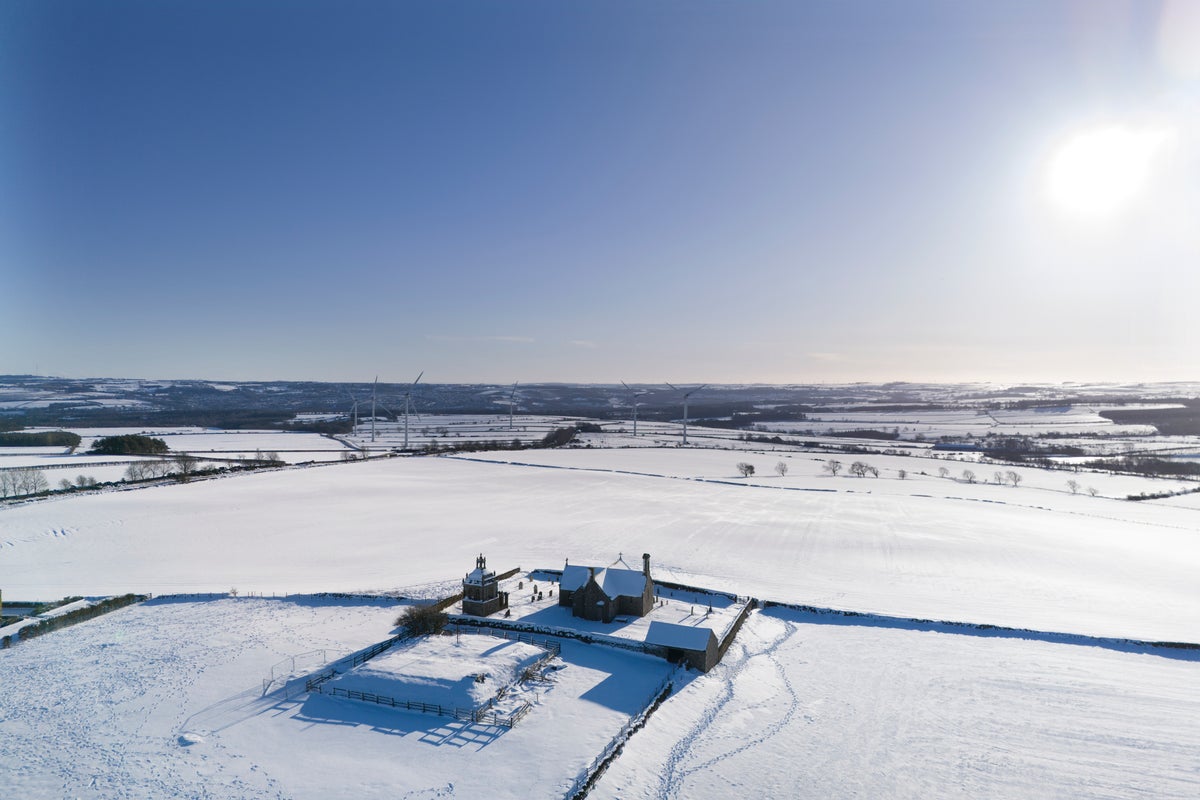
top-left (2, 1), bottom-right (1197, 383)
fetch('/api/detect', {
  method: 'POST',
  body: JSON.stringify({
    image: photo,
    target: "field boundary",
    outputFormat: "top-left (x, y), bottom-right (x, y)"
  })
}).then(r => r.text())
top-left (760, 601), bottom-right (1200, 660)
top-left (304, 627), bottom-right (559, 728)
top-left (563, 674), bottom-right (674, 800)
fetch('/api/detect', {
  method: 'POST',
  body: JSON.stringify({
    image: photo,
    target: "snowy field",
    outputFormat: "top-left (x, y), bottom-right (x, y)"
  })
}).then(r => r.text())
top-left (592, 608), bottom-right (1200, 800)
top-left (4, 439), bottom-right (1200, 799)
top-left (2, 448), bottom-right (1198, 642)
top-left (11, 426), bottom-right (355, 464)
top-left (0, 597), bottom-right (672, 800)
top-left (450, 445), bottom-right (1194, 500)
top-left (754, 405), bottom-right (1159, 438)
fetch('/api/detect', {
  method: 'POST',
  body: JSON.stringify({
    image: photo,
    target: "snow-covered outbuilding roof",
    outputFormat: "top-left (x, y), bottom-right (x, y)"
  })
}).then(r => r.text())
top-left (645, 621), bottom-right (717, 651)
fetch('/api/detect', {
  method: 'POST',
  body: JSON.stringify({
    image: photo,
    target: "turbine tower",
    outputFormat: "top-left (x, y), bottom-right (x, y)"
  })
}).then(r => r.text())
top-left (621, 381), bottom-right (649, 437)
top-left (347, 394), bottom-right (360, 437)
top-left (665, 382), bottom-right (707, 446)
top-left (371, 376), bottom-right (378, 443)
top-left (403, 371), bottom-right (423, 450)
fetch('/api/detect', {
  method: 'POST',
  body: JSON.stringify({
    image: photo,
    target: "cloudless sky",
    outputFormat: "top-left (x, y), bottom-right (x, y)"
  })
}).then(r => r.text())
top-left (2, 0), bottom-right (1197, 384)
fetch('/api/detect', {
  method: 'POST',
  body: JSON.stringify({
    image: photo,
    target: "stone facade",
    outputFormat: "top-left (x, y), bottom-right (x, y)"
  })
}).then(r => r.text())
top-left (462, 554), bottom-right (509, 617)
top-left (559, 553), bottom-right (655, 624)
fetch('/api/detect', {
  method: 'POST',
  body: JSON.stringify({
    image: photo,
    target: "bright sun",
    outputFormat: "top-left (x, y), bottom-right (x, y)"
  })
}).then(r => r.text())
top-left (1046, 125), bottom-right (1175, 219)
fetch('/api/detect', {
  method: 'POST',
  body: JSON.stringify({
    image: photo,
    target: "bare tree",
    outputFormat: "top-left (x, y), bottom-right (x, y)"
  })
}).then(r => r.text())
top-left (994, 471), bottom-right (1005, 485)
top-left (125, 461), bottom-right (171, 481)
top-left (1087, 486), bottom-right (1098, 497)
top-left (823, 459), bottom-right (843, 476)
top-left (174, 454), bottom-right (199, 482)
top-left (850, 461), bottom-right (871, 478)
top-left (3, 468), bottom-right (48, 497)
top-left (938, 466), bottom-right (950, 479)
top-left (897, 469), bottom-right (907, 480)
top-left (736, 462), bottom-right (755, 477)
top-left (962, 469), bottom-right (976, 484)
top-left (1066, 479), bottom-right (1080, 494)
top-left (867, 464), bottom-right (879, 477)
top-left (1006, 470), bottom-right (1023, 488)
top-left (774, 461), bottom-right (788, 477)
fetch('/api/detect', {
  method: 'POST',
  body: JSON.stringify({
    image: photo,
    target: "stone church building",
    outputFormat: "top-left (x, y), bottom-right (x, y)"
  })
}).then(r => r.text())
top-left (558, 553), bottom-right (655, 623)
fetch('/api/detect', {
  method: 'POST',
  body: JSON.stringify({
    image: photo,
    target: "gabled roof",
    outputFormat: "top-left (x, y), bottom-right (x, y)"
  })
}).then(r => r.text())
top-left (560, 565), bottom-right (593, 593)
top-left (561, 564), bottom-right (648, 600)
top-left (645, 621), bottom-right (717, 651)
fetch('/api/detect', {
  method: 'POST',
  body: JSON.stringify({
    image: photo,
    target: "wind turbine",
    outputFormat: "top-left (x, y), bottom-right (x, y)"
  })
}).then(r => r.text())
top-left (621, 381), bottom-right (649, 437)
top-left (508, 382), bottom-right (519, 430)
top-left (371, 377), bottom-right (379, 443)
top-left (402, 371), bottom-right (423, 450)
top-left (665, 382), bottom-right (707, 446)
top-left (346, 393), bottom-right (360, 437)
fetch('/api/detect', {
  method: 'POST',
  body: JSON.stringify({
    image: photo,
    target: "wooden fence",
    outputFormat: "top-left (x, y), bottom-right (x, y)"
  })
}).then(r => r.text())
top-left (303, 626), bottom-right (559, 729)
top-left (314, 685), bottom-right (532, 728)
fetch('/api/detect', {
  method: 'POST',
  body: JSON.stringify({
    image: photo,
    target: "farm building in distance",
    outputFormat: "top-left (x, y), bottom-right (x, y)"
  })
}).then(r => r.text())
top-left (559, 553), bottom-right (655, 623)
top-left (462, 554), bottom-right (509, 616)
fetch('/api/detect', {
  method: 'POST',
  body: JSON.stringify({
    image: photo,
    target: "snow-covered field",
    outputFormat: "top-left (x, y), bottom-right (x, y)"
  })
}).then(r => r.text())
top-left (0, 597), bottom-right (672, 799)
top-left (755, 406), bottom-right (1159, 438)
top-left (3, 441), bottom-right (1200, 799)
top-left (3, 448), bottom-right (1198, 641)
top-left (593, 609), bottom-right (1200, 800)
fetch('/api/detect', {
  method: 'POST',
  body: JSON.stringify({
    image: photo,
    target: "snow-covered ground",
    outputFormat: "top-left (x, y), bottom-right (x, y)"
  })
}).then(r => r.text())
top-left (0, 597), bottom-right (673, 799)
top-left (4, 437), bottom-right (1200, 799)
top-left (754, 406), bottom-right (1159, 438)
top-left (2, 448), bottom-right (1197, 642)
top-left (452, 445), bottom-right (1194, 499)
top-left (592, 608), bottom-right (1200, 799)
top-left (325, 633), bottom-right (546, 711)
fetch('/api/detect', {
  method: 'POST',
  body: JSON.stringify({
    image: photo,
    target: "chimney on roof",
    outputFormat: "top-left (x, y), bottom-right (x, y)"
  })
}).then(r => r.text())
top-left (642, 553), bottom-right (651, 577)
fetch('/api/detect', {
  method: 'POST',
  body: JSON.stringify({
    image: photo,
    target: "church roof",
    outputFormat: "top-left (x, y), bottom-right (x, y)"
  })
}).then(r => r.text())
top-left (561, 564), bottom-right (648, 600)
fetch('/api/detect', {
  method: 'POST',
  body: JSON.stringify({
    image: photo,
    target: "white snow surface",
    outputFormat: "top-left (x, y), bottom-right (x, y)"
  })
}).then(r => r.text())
top-left (325, 634), bottom-right (546, 710)
top-left (592, 608), bottom-right (1200, 800)
top-left (0, 596), bottom-right (672, 800)
top-left (2, 449), bottom-right (1198, 642)
top-left (4, 441), bottom-right (1200, 800)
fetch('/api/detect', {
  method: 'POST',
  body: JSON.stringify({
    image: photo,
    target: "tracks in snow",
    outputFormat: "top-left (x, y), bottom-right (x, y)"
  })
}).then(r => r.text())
top-left (656, 616), bottom-right (802, 800)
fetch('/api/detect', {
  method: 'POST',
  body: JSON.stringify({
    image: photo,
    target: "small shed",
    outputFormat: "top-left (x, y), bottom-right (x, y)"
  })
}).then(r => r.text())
top-left (645, 621), bottom-right (719, 672)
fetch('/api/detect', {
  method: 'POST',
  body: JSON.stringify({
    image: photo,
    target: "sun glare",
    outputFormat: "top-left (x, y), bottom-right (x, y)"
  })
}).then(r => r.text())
top-left (1046, 126), bottom-right (1175, 219)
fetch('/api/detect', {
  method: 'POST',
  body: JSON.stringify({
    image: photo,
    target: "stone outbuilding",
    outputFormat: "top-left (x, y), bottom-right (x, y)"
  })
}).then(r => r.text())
top-left (559, 553), bottom-right (655, 623)
top-left (462, 554), bottom-right (509, 617)
top-left (645, 621), bottom-right (720, 672)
